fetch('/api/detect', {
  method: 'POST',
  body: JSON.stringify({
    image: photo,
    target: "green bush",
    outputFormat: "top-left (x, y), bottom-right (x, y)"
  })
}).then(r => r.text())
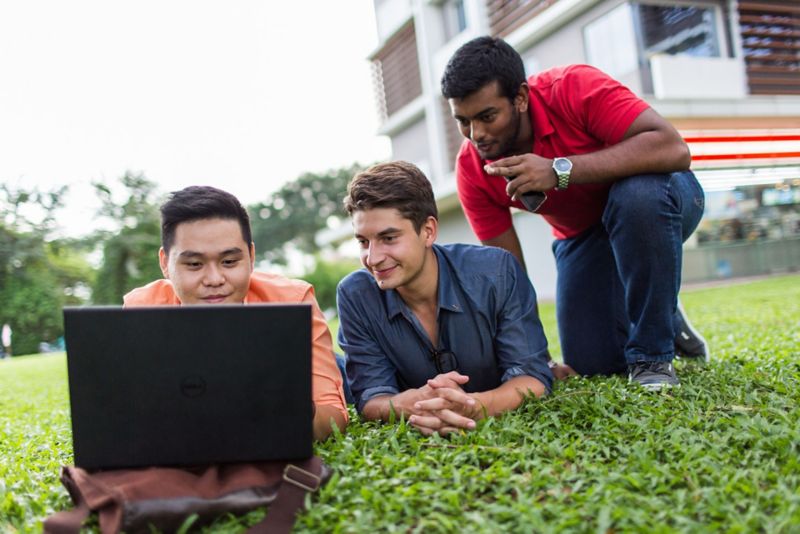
top-left (301, 256), bottom-right (361, 313)
top-left (0, 265), bottom-right (63, 356)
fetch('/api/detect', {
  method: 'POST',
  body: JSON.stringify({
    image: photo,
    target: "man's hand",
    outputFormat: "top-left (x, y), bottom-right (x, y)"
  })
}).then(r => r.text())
top-left (409, 388), bottom-right (479, 436)
top-left (550, 361), bottom-right (578, 380)
top-left (426, 370), bottom-right (470, 391)
top-left (409, 372), bottom-right (481, 436)
top-left (484, 154), bottom-right (557, 201)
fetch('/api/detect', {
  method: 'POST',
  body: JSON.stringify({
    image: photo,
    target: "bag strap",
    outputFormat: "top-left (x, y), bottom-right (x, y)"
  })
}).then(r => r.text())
top-left (43, 468), bottom-right (91, 534)
top-left (45, 457), bottom-right (326, 534)
top-left (43, 502), bottom-right (90, 534)
top-left (246, 456), bottom-right (324, 534)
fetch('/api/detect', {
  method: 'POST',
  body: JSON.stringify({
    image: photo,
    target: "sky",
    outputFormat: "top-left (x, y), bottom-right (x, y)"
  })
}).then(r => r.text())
top-left (0, 1), bottom-right (391, 237)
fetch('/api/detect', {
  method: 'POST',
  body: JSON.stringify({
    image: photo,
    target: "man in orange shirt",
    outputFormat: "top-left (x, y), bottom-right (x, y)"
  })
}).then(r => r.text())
top-left (124, 185), bottom-right (348, 440)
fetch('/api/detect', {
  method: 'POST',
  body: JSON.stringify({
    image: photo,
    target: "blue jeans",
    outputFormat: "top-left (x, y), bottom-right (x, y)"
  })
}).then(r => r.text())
top-left (552, 171), bottom-right (705, 375)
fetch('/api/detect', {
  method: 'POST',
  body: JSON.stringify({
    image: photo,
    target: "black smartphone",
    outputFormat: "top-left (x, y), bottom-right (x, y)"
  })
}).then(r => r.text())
top-left (505, 176), bottom-right (547, 212)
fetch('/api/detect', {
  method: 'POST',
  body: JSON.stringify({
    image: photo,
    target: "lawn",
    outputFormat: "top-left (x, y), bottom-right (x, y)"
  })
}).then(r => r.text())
top-left (1, 275), bottom-right (798, 532)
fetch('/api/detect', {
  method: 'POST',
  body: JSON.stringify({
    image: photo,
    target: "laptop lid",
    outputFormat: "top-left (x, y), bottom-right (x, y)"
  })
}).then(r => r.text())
top-left (63, 304), bottom-right (312, 470)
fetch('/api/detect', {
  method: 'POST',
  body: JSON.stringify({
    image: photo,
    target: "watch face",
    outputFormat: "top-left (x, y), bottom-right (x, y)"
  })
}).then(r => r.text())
top-left (554, 158), bottom-right (572, 173)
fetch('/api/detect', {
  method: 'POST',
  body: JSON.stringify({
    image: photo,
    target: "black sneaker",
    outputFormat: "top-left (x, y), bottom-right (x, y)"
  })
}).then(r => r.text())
top-left (628, 361), bottom-right (680, 390)
top-left (674, 302), bottom-right (709, 362)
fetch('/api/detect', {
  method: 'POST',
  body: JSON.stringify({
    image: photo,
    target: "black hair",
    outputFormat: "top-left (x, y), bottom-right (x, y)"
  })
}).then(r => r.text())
top-left (441, 36), bottom-right (526, 101)
top-left (160, 185), bottom-right (253, 253)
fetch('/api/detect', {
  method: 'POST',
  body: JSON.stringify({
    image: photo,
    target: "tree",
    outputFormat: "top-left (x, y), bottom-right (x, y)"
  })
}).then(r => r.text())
top-left (248, 163), bottom-right (364, 264)
top-left (90, 172), bottom-right (163, 304)
top-left (300, 256), bottom-right (361, 313)
top-left (0, 184), bottom-right (91, 355)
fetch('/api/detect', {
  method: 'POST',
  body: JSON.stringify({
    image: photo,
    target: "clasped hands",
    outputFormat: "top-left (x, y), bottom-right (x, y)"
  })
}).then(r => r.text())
top-left (403, 371), bottom-right (483, 436)
top-left (484, 154), bottom-right (557, 201)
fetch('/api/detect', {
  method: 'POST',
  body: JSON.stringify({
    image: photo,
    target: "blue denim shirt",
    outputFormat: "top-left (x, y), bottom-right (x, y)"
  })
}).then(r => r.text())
top-left (336, 243), bottom-right (553, 412)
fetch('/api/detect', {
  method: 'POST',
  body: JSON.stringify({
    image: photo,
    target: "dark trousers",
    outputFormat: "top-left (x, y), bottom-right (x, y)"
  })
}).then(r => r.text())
top-left (552, 171), bottom-right (705, 375)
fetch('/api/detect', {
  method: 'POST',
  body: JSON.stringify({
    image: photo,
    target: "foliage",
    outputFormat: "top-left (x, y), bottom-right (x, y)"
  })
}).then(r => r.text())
top-left (249, 164), bottom-right (364, 265)
top-left (0, 267), bottom-right (62, 356)
top-left (0, 185), bottom-right (92, 355)
top-left (1, 275), bottom-right (798, 532)
top-left (90, 172), bottom-right (164, 304)
top-left (300, 256), bottom-right (361, 313)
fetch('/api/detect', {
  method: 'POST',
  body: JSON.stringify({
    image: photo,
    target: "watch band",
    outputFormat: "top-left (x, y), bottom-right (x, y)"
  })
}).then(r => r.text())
top-left (552, 157), bottom-right (572, 190)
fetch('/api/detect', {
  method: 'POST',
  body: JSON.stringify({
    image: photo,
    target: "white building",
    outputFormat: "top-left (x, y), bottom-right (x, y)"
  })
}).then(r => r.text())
top-left (351, 0), bottom-right (800, 298)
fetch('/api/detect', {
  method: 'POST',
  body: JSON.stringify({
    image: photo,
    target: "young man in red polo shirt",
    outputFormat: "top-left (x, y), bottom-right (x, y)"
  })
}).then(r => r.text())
top-left (441, 36), bottom-right (708, 390)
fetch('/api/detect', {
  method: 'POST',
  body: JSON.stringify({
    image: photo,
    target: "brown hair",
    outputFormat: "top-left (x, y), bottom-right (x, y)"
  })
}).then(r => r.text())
top-left (344, 161), bottom-right (438, 232)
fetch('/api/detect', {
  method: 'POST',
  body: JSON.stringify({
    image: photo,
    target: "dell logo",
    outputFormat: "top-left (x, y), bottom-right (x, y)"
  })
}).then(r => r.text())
top-left (180, 375), bottom-right (207, 398)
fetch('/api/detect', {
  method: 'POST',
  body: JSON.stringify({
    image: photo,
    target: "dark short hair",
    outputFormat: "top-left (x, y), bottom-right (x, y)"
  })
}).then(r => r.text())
top-left (441, 36), bottom-right (526, 101)
top-left (344, 161), bottom-right (437, 232)
top-left (160, 185), bottom-right (253, 253)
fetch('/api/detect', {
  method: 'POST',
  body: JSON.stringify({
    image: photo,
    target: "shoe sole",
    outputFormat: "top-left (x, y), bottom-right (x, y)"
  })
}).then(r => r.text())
top-left (637, 381), bottom-right (680, 391)
top-left (676, 301), bottom-right (710, 363)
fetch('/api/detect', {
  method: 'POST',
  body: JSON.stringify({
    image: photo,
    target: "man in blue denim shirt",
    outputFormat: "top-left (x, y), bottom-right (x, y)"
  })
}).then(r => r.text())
top-left (337, 161), bottom-right (553, 436)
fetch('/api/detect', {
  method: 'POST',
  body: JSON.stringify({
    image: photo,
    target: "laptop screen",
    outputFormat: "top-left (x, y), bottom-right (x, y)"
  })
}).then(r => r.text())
top-left (63, 304), bottom-right (312, 470)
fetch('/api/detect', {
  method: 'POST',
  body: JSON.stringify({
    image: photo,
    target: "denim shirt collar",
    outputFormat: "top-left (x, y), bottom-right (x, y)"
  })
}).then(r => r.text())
top-left (384, 244), bottom-right (465, 320)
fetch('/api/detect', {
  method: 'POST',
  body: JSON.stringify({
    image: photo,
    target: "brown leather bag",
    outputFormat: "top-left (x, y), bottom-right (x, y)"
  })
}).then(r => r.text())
top-left (44, 456), bottom-right (330, 534)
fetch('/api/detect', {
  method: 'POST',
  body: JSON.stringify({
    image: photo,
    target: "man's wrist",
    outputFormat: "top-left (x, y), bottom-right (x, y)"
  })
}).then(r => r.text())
top-left (387, 387), bottom-right (430, 419)
top-left (552, 157), bottom-right (573, 190)
top-left (470, 391), bottom-right (491, 419)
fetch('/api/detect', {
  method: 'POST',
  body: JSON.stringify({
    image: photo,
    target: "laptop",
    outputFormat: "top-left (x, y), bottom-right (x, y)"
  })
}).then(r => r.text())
top-left (63, 304), bottom-right (312, 470)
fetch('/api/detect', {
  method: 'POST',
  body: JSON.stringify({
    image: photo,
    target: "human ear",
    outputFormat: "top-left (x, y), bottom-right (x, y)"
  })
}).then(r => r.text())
top-left (423, 216), bottom-right (438, 246)
top-left (158, 248), bottom-right (170, 279)
top-left (515, 83), bottom-right (529, 112)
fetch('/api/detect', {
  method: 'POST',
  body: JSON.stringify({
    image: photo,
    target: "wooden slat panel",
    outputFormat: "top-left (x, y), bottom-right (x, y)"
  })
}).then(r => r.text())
top-left (371, 21), bottom-right (423, 120)
top-left (738, 0), bottom-right (800, 95)
top-left (486, 0), bottom-right (556, 38)
top-left (747, 64), bottom-right (800, 73)
top-left (739, 14), bottom-right (800, 27)
top-left (739, 2), bottom-right (800, 15)
top-left (748, 76), bottom-right (800, 85)
top-left (440, 97), bottom-right (464, 172)
top-left (750, 87), bottom-right (800, 94)
top-left (741, 28), bottom-right (800, 39)
top-left (742, 41), bottom-right (800, 50)
top-left (743, 52), bottom-right (800, 62)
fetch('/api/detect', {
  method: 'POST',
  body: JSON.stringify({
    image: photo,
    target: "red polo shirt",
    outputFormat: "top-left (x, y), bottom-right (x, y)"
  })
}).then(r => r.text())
top-left (456, 64), bottom-right (650, 240)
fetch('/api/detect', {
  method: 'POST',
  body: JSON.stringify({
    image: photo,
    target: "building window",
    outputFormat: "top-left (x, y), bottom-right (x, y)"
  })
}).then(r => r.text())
top-left (584, 1), bottom-right (727, 91)
top-left (442, 0), bottom-right (468, 42)
top-left (634, 3), bottom-right (721, 58)
top-left (584, 3), bottom-right (639, 79)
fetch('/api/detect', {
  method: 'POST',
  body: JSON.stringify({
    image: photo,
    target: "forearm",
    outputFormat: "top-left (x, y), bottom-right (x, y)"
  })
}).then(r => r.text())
top-left (568, 108), bottom-right (691, 185)
top-left (472, 375), bottom-right (546, 418)
top-left (361, 387), bottom-right (429, 422)
top-left (313, 404), bottom-right (348, 441)
top-left (482, 227), bottom-right (526, 272)
top-left (570, 130), bottom-right (690, 185)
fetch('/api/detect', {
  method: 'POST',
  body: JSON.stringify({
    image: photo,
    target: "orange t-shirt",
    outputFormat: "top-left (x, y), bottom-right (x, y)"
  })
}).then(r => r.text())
top-left (123, 271), bottom-right (348, 422)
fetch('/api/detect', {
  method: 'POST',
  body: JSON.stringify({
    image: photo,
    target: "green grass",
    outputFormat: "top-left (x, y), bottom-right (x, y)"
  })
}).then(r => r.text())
top-left (1, 275), bottom-right (799, 532)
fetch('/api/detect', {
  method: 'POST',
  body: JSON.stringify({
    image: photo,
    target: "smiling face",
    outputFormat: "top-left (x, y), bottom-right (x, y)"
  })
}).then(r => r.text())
top-left (353, 208), bottom-right (437, 294)
top-left (159, 217), bottom-right (254, 305)
top-left (449, 80), bottom-right (530, 160)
